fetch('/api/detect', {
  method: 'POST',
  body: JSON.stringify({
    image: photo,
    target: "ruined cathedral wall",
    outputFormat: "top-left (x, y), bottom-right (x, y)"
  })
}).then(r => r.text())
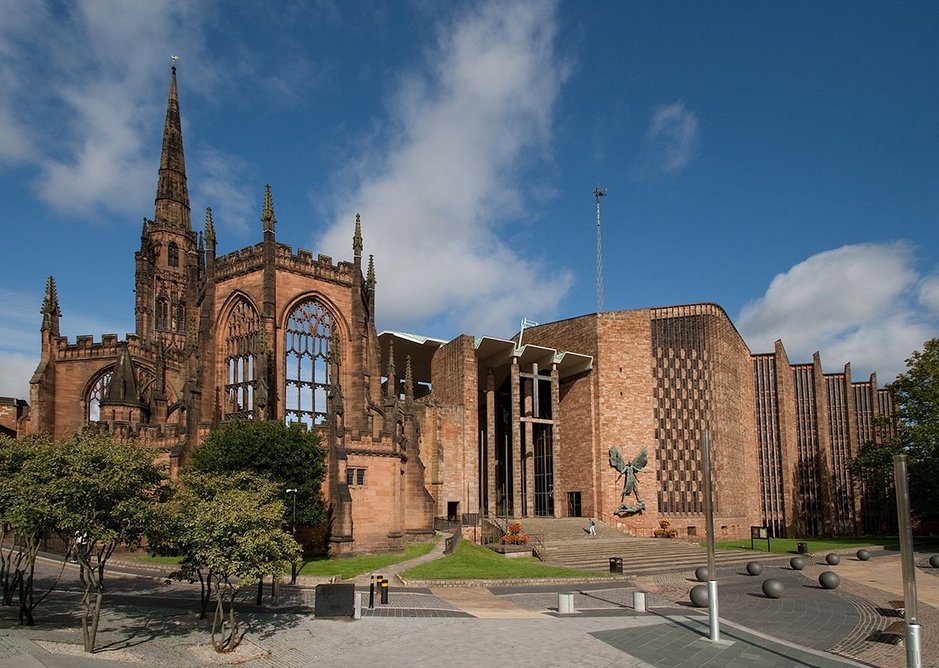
top-left (343, 451), bottom-right (406, 552)
top-left (428, 335), bottom-right (479, 517)
top-left (42, 334), bottom-right (149, 439)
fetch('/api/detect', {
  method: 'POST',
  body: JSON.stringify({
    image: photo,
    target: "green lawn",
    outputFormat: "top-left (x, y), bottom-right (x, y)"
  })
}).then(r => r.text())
top-left (298, 539), bottom-right (438, 579)
top-left (125, 554), bottom-right (184, 565)
top-left (715, 536), bottom-right (898, 555)
top-left (400, 539), bottom-right (609, 580)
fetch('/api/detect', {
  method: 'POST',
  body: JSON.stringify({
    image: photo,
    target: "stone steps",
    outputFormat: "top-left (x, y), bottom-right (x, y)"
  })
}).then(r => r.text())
top-left (501, 517), bottom-right (783, 576)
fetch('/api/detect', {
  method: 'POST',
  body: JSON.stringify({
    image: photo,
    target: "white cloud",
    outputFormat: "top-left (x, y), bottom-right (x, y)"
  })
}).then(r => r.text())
top-left (643, 101), bottom-right (699, 174)
top-left (0, 0), bottom-right (215, 216)
top-left (317, 0), bottom-right (571, 337)
top-left (0, 353), bottom-right (37, 399)
top-left (191, 147), bottom-right (255, 235)
top-left (918, 274), bottom-right (939, 316)
top-left (738, 242), bottom-right (938, 382)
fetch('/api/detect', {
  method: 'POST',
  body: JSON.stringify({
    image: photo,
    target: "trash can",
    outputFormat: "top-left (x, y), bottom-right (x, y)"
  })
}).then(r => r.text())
top-left (609, 557), bottom-right (623, 574)
top-left (797, 542), bottom-right (808, 555)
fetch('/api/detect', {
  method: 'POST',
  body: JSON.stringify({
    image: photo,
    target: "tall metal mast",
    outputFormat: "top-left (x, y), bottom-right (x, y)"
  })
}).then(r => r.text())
top-left (594, 186), bottom-right (608, 313)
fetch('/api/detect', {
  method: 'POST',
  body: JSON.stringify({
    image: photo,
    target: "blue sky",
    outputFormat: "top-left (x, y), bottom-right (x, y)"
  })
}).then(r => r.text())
top-left (1, 0), bottom-right (937, 398)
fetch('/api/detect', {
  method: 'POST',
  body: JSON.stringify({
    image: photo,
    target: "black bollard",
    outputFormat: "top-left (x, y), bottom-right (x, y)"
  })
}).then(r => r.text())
top-left (368, 575), bottom-right (375, 609)
top-left (380, 577), bottom-right (389, 604)
top-left (256, 577), bottom-right (264, 606)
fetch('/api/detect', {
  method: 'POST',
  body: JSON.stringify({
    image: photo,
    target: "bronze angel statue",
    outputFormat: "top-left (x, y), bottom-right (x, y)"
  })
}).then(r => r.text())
top-left (609, 445), bottom-right (648, 516)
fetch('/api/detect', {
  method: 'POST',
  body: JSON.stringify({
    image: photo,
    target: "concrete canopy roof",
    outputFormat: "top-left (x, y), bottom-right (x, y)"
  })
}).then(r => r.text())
top-left (377, 331), bottom-right (593, 393)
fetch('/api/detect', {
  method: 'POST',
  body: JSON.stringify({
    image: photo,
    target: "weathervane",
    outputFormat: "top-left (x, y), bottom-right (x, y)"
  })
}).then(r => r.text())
top-left (170, 54), bottom-right (179, 66)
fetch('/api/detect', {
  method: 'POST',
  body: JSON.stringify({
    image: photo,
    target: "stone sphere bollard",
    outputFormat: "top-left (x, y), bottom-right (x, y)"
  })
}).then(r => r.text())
top-left (694, 566), bottom-right (711, 582)
top-left (826, 553), bottom-right (840, 566)
top-left (762, 578), bottom-right (784, 599)
top-left (930, 555), bottom-right (939, 568)
top-left (789, 557), bottom-right (805, 570)
top-left (746, 561), bottom-right (763, 576)
top-left (856, 549), bottom-right (871, 561)
top-left (690, 584), bottom-right (709, 607)
top-left (818, 571), bottom-right (840, 589)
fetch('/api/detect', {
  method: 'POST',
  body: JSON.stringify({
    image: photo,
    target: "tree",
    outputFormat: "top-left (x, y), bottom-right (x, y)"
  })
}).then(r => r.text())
top-left (890, 338), bottom-right (939, 520)
top-left (189, 420), bottom-right (326, 527)
top-left (164, 471), bottom-right (300, 652)
top-left (850, 339), bottom-right (939, 525)
top-left (49, 433), bottom-right (165, 653)
top-left (0, 435), bottom-right (75, 625)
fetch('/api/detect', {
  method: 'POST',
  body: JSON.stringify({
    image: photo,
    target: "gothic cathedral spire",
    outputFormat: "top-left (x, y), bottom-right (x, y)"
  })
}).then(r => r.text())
top-left (154, 66), bottom-right (191, 231)
top-left (40, 275), bottom-right (61, 337)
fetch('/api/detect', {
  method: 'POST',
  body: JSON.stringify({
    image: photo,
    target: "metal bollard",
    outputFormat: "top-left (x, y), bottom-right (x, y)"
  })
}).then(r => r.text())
top-left (354, 591), bottom-right (362, 619)
top-left (380, 577), bottom-right (389, 604)
top-left (633, 590), bottom-right (646, 612)
top-left (369, 575), bottom-right (375, 609)
top-left (558, 592), bottom-right (574, 614)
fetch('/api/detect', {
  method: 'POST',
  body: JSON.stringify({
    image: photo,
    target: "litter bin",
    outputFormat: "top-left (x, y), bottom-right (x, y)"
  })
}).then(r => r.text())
top-left (609, 557), bottom-right (623, 574)
top-left (797, 542), bottom-right (808, 555)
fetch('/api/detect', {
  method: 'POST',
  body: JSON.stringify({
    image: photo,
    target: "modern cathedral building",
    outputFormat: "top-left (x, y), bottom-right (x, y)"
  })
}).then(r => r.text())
top-left (13, 69), bottom-right (893, 553)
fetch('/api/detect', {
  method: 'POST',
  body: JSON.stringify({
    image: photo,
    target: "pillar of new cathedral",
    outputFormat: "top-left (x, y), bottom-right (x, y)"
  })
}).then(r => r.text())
top-left (486, 368), bottom-right (497, 517)
top-left (510, 358), bottom-right (522, 517)
top-left (260, 185), bottom-right (277, 420)
top-left (812, 352), bottom-right (835, 536)
top-left (842, 362), bottom-right (863, 534)
top-left (523, 367), bottom-right (535, 517)
top-left (550, 362), bottom-right (561, 518)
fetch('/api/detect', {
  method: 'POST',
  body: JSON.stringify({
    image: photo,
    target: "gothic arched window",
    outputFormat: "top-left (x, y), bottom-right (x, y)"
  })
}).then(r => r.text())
top-left (173, 301), bottom-right (186, 333)
top-left (155, 297), bottom-right (169, 331)
top-left (224, 297), bottom-right (260, 419)
top-left (167, 242), bottom-right (179, 268)
top-left (86, 370), bottom-right (113, 422)
top-left (284, 299), bottom-right (332, 428)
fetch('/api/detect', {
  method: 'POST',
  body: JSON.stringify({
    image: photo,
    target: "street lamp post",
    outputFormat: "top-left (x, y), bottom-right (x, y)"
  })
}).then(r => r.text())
top-left (286, 488), bottom-right (298, 585)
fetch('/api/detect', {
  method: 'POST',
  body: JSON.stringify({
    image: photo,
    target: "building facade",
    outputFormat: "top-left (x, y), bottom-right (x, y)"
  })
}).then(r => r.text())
top-left (13, 69), bottom-right (891, 551)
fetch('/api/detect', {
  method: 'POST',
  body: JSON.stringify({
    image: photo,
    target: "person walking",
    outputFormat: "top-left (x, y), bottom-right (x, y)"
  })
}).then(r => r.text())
top-left (588, 519), bottom-right (596, 536)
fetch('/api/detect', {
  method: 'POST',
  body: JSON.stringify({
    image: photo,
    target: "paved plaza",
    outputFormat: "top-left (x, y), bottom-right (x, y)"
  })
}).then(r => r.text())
top-left (0, 548), bottom-right (935, 667)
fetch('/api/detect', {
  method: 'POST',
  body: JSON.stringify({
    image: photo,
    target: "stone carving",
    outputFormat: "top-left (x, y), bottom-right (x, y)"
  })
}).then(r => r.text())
top-left (609, 445), bottom-right (648, 516)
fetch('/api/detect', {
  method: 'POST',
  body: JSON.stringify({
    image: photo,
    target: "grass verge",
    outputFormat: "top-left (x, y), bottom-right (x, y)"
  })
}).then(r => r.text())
top-left (298, 538), bottom-right (438, 579)
top-left (400, 539), bottom-right (609, 580)
top-left (715, 535), bottom-right (898, 554)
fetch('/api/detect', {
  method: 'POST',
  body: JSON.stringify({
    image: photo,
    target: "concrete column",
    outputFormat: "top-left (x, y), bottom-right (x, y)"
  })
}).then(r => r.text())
top-left (551, 364), bottom-right (561, 518)
top-left (510, 359), bottom-right (521, 517)
top-left (523, 369), bottom-right (534, 517)
top-left (486, 369), bottom-right (497, 516)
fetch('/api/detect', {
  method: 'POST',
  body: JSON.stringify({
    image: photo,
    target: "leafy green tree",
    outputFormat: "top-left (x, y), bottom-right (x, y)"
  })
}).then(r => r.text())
top-left (0, 435), bottom-right (74, 624)
top-left (49, 434), bottom-right (165, 653)
top-left (164, 471), bottom-right (300, 652)
top-left (890, 338), bottom-right (939, 519)
top-left (189, 420), bottom-right (326, 527)
top-left (851, 339), bottom-right (939, 524)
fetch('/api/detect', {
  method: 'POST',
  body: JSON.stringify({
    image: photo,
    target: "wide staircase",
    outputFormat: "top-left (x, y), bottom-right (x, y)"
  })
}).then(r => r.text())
top-left (514, 517), bottom-right (783, 577)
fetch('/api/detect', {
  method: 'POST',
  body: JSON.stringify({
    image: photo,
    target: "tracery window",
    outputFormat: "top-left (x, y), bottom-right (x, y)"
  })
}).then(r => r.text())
top-left (173, 301), bottom-right (186, 333)
top-left (85, 366), bottom-right (155, 421)
top-left (167, 242), bottom-right (179, 268)
top-left (155, 297), bottom-right (170, 331)
top-left (86, 370), bottom-right (113, 422)
top-left (284, 298), bottom-right (332, 429)
top-left (224, 298), bottom-right (260, 419)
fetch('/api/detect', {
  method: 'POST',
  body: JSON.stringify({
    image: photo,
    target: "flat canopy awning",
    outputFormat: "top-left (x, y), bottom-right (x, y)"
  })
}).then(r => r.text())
top-left (377, 331), bottom-right (446, 386)
top-left (377, 331), bottom-right (593, 392)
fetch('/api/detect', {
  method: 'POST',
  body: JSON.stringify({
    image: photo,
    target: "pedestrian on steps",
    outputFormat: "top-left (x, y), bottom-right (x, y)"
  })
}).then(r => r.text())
top-left (588, 519), bottom-right (596, 536)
